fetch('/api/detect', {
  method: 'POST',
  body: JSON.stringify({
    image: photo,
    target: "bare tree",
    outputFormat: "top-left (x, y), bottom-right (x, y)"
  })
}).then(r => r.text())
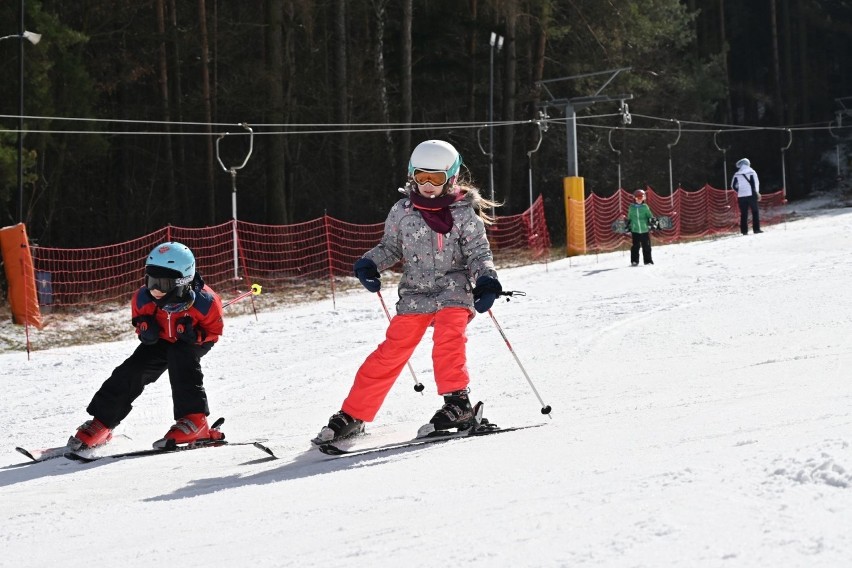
top-left (156, 0), bottom-right (177, 220)
top-left (198, 0), bottom-right (216, 223)
top-left (401, 0), bottom-right (412, 165)
top-left (372, 0), bottom-right (395, 176)
top-left (500, 3), bottom-right (518, 206)
top-left (266, 0), bottom-right (289, 224)
top-left (335, 1), bottom-right (351, 214)
top-left (168, 0), bottom-right (191, 220)
top-left (718, 0), bottom-right (733, 124)
top-left (770, 0), bottom-right (785, 124)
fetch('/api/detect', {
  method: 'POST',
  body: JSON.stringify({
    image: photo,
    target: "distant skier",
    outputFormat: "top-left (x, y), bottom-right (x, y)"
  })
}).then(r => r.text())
top-left (626, 189), bottom-right (655, 266)
top-left (69, 242), bottom-right (225, 450)
top-left (313, 140), bottom-right (502, 443)
top-left (732, 158), bottom-right (762, 235)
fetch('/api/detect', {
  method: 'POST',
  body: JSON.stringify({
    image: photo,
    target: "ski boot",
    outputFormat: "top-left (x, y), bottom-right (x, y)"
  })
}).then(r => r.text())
top-left (69, 418), bottom-right (113, 451)
top-left (153, 413), bottom-right (224, 449)
top-left (417, 389), bottom-right (476, 438)
top-left (312, 410), bottom-right (364, 445)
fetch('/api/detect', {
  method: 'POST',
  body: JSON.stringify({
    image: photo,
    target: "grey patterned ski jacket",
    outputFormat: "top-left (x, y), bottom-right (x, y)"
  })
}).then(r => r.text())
top-left (363, 191), bottom-right (498, 315)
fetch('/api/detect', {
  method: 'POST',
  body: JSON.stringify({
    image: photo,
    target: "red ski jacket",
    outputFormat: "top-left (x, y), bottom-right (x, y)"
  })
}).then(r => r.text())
top-left (131, 285), bottom-right (223, 345)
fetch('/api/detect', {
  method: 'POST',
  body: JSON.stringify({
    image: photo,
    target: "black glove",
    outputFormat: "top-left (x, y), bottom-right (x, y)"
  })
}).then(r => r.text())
top-left (132, 315), bottom-right (160, 345)
top-left (354, 258), bottom-right (381, 293)
top-left (472, 275), bottom-right (502, 313)
top-left (175, 316), bottom-right (206, 345)
top-left (649, 217), bottom-right (660, 230)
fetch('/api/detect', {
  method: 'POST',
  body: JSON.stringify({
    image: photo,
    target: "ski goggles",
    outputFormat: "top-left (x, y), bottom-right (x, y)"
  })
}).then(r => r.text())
top-left (146, 274), bottom-right (191, 293)
top-left (412, 169), bottom-right (448, 186)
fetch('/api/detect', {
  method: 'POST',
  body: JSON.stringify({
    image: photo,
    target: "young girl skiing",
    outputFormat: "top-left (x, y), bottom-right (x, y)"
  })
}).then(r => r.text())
top-left (313, 140), bottom-right (502, 444)
top-left (626, 189), bottom-right (655, 266)
top-left (69, 242), bottom-right (225, 450)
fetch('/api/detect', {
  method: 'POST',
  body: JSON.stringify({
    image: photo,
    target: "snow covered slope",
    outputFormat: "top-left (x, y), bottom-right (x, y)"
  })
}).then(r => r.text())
top-left (2, 204), bottom-right (851, 567)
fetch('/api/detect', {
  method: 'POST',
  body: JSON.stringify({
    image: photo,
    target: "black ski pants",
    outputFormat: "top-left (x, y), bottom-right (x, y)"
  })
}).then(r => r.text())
top-left (631, 232), bottom-right (653, 264)
top-left (738, 194), bottom-right (761, 234)
top-left (87, 339), bottom-right (213, 428)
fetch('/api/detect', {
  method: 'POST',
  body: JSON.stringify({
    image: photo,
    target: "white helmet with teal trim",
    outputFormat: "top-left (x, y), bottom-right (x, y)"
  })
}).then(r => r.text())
top-left (407, 140), bottom-right (462, 183)
top-left (736, 158), bottom-right (750, 168)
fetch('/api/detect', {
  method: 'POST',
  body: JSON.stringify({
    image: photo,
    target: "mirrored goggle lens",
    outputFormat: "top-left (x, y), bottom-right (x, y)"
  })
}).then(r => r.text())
top-left (413, 170), bottom-right (448, 186)
top-left (146, 275), bottom-right (177, 292)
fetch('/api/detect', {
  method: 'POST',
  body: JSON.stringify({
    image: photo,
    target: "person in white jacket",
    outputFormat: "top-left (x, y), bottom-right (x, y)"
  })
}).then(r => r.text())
top-left (731, 158), bottom-right (762, 234)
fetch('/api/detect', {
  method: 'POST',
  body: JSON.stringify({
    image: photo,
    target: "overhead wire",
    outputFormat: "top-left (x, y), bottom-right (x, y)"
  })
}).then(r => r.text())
top-left (0, 111), bottom-right (849, 137)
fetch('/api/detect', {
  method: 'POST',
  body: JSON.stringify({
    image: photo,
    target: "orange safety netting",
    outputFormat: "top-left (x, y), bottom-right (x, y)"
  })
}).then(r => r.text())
top-left (584, 185), bottom-right (787, 253)
top-left (28, 196), bottom-right (551, 310)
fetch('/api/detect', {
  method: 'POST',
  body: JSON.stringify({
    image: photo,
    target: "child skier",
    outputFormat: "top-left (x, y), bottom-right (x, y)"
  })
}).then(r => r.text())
top-left (69, 241), bottom-right (225, 450)
top-left (313, 139), bottom-right (502, 444)
top-left (626, 189), bottom-right (656, 266)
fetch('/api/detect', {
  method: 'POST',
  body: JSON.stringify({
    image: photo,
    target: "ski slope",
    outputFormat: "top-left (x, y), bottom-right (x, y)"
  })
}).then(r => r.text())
top-left (2, 198), bottom-right (852, 567)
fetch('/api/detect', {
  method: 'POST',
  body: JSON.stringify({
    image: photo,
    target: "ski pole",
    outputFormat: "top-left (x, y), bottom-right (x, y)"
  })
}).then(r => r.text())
top-left (377, 291), bottom-right (425, 393)
top-left (223, 283), bottom-right (262, 308)
top-left (487, 301), bottom-right (552, 417)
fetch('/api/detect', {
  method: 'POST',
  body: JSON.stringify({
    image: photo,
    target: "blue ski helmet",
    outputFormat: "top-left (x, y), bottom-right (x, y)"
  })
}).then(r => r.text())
top-left (144, 242), bottom-right (195, 302)
top-left (146, 242), bottom-right (195, 279)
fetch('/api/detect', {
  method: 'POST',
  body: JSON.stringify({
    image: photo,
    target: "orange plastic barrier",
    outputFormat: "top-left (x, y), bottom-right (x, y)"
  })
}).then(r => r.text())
top-left (0, 223), bottom-right (43, 329)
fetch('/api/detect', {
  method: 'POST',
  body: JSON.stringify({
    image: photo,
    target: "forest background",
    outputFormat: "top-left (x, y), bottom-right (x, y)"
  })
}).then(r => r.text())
top-left (0, 0), bottom-right (850, 250)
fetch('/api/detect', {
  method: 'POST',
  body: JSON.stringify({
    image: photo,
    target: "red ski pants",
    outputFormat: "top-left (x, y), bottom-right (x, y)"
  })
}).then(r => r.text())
top-left (341, 307), bottom-right (471, 422)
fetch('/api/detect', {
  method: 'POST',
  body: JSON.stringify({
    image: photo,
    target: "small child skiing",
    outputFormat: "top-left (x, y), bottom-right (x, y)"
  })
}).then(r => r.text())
top-left (626, 189), bottom-right (655, 266)
top-left (69, 241), bottom-right (225, 450)
top-left (313, 139), bottom-right (502, 444)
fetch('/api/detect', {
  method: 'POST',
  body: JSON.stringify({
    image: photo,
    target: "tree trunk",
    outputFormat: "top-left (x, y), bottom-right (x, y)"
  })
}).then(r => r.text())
top-left (769, 0), bottom-right (784, 125)
top-left (266, 0), bottom-right (288, 224)
top-left (168, 0), bottom-right (191, 222)
top-left (400, 0), bottom-right (412, 167)
top-left (372, 0), bottom-right (394, 182)
top-left (467, 0), bottom-right (478, 124)
top-left (155, 0), bottom-right (177, 221)
top-left (500, 6), bottom-right (517, 209)
top-left (198, 0), bottom-right (216, 223)
top-left (719, 0), bottom-right (732, 124)
top-left (335, 1), bottom-right (350, 215)
top-left (782, 0), bottom-right (795, 125)
top-left (796, 0), bottom-right (809, 124)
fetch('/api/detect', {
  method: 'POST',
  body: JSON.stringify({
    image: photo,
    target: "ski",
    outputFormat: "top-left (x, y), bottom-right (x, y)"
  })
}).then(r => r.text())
top-left (252, 441), bottom-right (278, 458)
top-left (14, 417), bottom-right (263, 464)
top-left (15, 444), bottom-right (76, 464)
top-left (317, 423), bottom-right (545, 458)
top-left (64, 439), bottom-right (265, 463)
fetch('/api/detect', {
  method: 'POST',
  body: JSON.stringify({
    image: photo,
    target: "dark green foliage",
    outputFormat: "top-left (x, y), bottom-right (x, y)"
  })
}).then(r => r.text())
top-left (0, 0), bottom-right (848, 247)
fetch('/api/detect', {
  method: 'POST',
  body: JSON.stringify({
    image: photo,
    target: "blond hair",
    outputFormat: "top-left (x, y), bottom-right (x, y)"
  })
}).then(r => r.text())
top-left (454, 169), bottom-right (500, 225)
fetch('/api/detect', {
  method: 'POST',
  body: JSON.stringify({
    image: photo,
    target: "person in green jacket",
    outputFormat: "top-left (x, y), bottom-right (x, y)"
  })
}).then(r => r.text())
top-left (626, 189), bottom-right (655, 266)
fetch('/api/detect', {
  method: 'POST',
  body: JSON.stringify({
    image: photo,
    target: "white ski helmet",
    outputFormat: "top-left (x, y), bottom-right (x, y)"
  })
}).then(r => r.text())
top-left (407, 140), bottom-right (462, 184)
top-left (736, 158), bottom-right (750, 168)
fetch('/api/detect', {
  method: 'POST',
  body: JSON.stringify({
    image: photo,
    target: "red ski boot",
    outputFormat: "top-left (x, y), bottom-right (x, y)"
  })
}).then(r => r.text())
top-left (69, 418), bottom-right (113, 450)
top-left (153, 413), bottom-right (224, 449)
